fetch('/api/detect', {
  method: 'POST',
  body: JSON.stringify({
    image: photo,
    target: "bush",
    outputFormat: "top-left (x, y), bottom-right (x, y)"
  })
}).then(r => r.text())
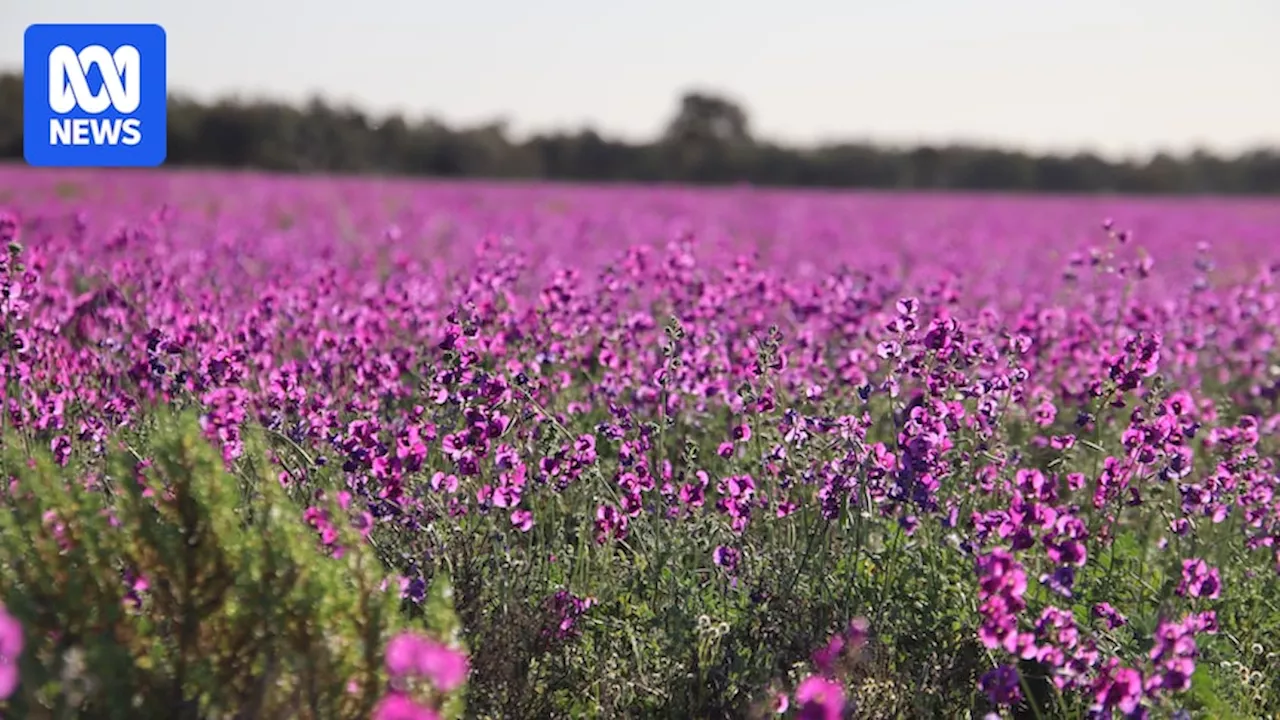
top-left (0, 411), bottom-right (466, 719)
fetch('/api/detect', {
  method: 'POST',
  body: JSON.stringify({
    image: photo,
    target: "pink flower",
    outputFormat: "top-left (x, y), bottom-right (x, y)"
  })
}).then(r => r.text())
top-left (510, 508), bottom-right (535, 532)
top-left (811, 634), bottom-right (843, 675)
top-left (844, 616), bottom-right (870, 650)
top-left (384, 632), bottom-right (469, 692)
top-left (1177, 558), bottom-right (1221, 600)
top-left (0, 606), bottom-right (23, 699)
top-left (1093, 661), bottom-right (1143, 715)
top-left (794, 675), bottom-right (844, 720)
top-left (372, 693), bottom-right (440, 720)
top-left (385, 633), bottom-right (423, 678)
top-left (418, 640), bottom-right (469, 691)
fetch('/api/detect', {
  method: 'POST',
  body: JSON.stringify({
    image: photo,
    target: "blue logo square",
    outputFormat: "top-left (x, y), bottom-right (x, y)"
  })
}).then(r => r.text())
top-left (23, 24), bottom-right (167, 168)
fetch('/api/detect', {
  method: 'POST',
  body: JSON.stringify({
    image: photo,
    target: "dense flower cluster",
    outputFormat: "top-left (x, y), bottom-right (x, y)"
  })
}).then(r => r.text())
top-left (1, 168), bottom-right (1279, 717)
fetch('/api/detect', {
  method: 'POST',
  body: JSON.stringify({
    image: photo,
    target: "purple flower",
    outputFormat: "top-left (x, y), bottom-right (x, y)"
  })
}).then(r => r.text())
top-left (1176, 558), bottom-right (1221, 600)
top-left (712, 545), bottom-right (741, 574)
top-left (1091, 602), bottom-right (1128, 630)
top-left (1039, 566), bottom-right (1076, 598)
top-left (542, 589), bottom-right (596, 641)
top-left (981, 664), bottom-right (1022, 706)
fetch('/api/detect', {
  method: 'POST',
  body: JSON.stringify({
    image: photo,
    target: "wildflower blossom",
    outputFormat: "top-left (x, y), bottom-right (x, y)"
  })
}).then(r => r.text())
top-left (0, 606), bottom-right (21, 699)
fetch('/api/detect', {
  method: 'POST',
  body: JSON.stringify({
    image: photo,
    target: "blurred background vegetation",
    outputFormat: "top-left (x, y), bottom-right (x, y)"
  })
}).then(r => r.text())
top-left (1, 72), bottom-right (1278, 193)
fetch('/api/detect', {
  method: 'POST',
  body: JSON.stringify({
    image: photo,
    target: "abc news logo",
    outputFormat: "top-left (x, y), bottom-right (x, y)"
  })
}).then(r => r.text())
top-left (48, 44), bottom-right (144, 147)
top-left (24, 24), bottom-right (166, 168)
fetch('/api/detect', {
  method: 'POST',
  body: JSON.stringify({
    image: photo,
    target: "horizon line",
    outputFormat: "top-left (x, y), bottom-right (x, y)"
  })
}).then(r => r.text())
top-left (4, 68), bottom-right (1277, 165)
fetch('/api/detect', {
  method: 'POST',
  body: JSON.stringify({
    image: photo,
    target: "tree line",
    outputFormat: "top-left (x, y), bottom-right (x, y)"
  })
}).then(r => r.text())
top-left (2, 72), bottom-right (1278, 193)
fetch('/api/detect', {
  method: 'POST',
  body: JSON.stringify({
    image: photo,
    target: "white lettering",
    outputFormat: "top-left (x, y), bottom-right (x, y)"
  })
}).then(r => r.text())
top-left (49, 118), bottom-right (72, 144)
top-left (121, 118), bottom-right (142, 146)
top-left (50, 118), bottom-right (144, 146)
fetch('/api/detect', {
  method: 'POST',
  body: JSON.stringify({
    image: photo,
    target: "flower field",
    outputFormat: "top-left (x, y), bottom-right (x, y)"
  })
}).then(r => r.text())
top-left (1, 167), bottom-right (1280, 718)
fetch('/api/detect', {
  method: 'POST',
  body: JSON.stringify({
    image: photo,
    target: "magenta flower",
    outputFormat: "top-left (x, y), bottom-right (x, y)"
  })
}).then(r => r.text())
top-left (0, 606), bottom-right (23, 699)
top-left (810, 633), bottom-right (844, 676)
top-left (385, 633), bottom-right (424, 678)
top-left (417, 640), bottom-right (469, 691)
top-left (384, 632), bottom-right (469, 692)
top-left (1093, 660), bottom-right (1143, 715)
top-left (812, 617), bottom-right (870, 675)
top-left (1091, 602), bottom-right (1128, 630)
top-left (372, 693), bottom-right (440, 720)
top-left (794, 675), bottom-right (844, 720)
top-left (510, 508), bottom-right (535, 532)
top-left (1176, 558), bottom-right (1221, 600)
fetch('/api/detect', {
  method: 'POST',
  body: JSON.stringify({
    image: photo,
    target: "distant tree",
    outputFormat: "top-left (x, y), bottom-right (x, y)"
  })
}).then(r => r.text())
top-left (905, 147), bottom-right (944, 188)
top-left (662, 91), bottom-right (753, 146)
top-left (0, 70), bottom-right (1276, 194)
top-left (0, 74), bottom-right (21, 159)
top-left (660, 91), bottom-right (754, 182)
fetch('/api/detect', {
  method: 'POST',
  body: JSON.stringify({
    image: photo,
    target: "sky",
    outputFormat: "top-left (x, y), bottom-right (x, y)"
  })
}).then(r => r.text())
top-left (2, 0), bottom-right (1278, 160)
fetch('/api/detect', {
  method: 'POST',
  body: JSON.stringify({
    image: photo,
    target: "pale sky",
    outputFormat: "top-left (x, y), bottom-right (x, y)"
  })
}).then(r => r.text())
top-left (3, 0), bottom-right (1278, 160)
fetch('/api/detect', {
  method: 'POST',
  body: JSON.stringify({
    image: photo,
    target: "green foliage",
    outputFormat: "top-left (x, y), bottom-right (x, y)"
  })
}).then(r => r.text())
top-left (424, 569), bottom-right (467, 720)
top-left (0, 411), bottom-right (407, 719)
